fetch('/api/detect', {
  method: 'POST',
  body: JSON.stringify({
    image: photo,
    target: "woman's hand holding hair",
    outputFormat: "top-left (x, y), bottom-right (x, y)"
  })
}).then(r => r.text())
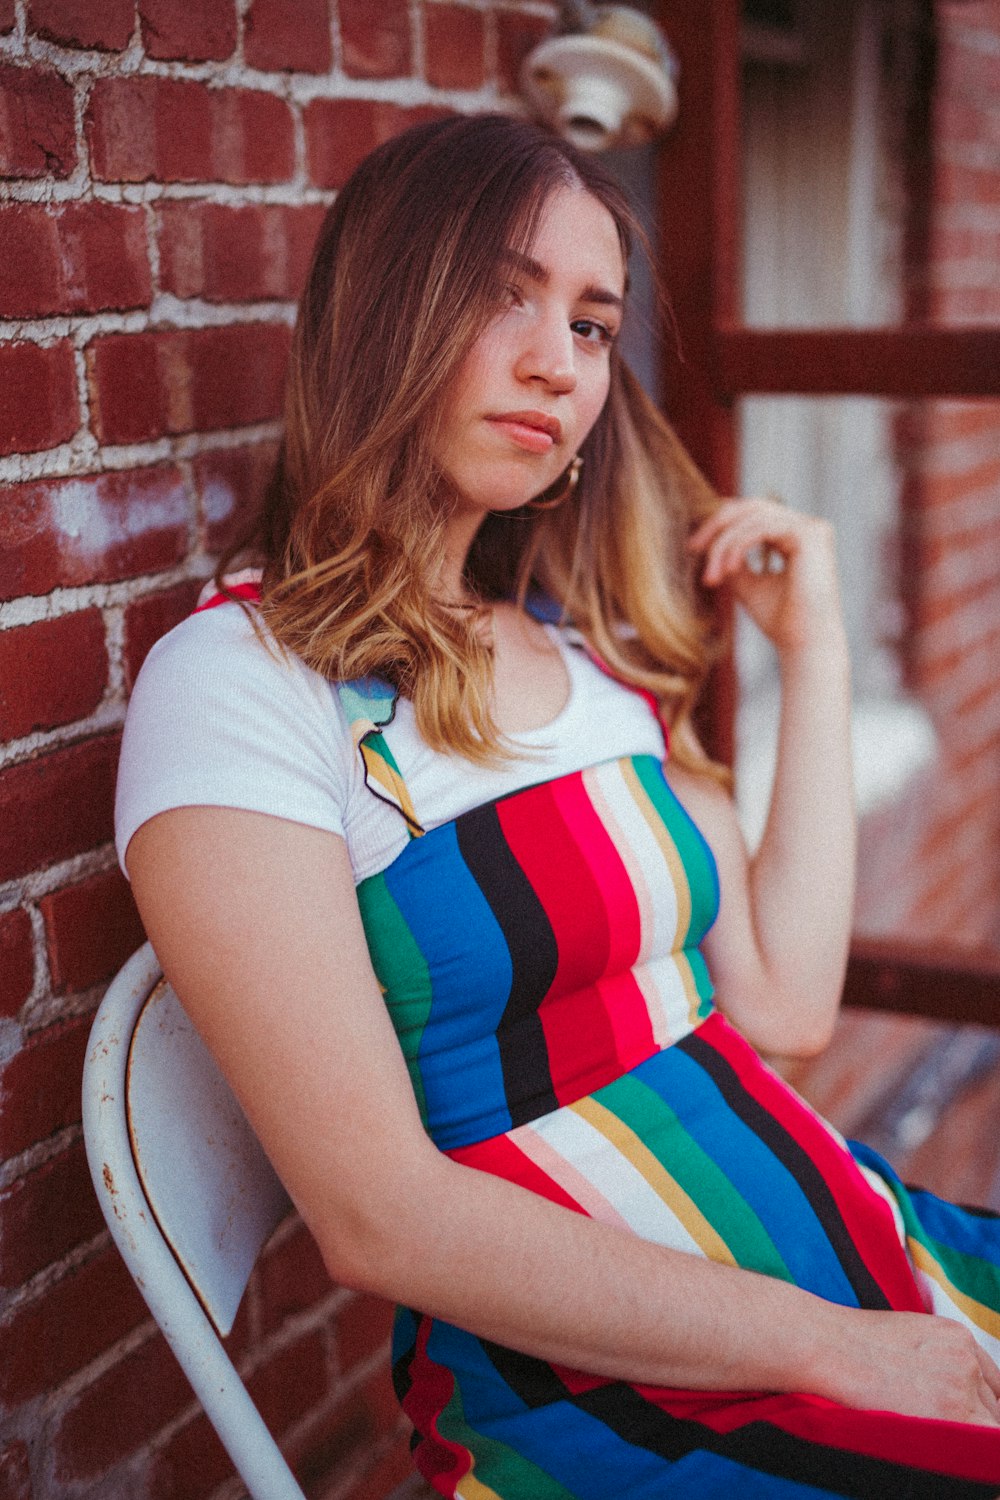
top-left (688, 495), bottom-right (846, 659)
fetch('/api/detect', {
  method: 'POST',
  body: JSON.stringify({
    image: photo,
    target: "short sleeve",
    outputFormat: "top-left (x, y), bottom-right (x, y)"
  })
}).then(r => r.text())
top-left (115, 602), bottom-right (351, 876)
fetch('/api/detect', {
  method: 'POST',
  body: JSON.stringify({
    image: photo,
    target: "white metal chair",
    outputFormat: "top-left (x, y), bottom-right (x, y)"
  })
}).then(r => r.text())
top-left (83, 941), bottom-right (306, 1500)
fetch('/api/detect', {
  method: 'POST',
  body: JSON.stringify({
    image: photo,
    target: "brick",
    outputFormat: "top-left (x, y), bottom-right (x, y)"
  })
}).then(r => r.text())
top-left (0, 909), bottom-right (33, 1019)
top-left (496, 9), bottom-right (553, 95)
top-left (339, 0), bottom-right (411, 78)
top-left (0, 1), bottom-right (16, 33)
top-left (0, 1442), bottom-right (30, 1500)
top-left (86, 77), bottom-right (294, 185)
top-left (41, 866), bottom-right (145, 995)
top-left (148, 1411), bottom-right (233, 1500)
top-left (304, 98), bottom-right (448, 190)
top-left (259, 1219), bottom-right (331, 1333)
top-left (0, 734), bottom-right (119, 885)
top-left (29, 0), bottom-right (134, 50)
top-left (0, 341), bottom-right (78, 457)
top-left (124, 579), bottom-right (202, 689)
top-left (188, 322), bottom-right (291, 429)
top-left (248, 1329), bottom-right (327, 1436)
top-left (0, 64), bottom-right (76, 178)
top-left (0, 1139), bottom-right (105, 1287)
top-left (0, 467), bottom-right (189, 600)
top-left (0, 1010), bottom-right (92, 1159)
top-left (156, 201), bottom-right (324, 304)
top-left (245, 0), bottom-right (331, 73)
top-left (193, 438), bottom-right (278, 553)
top-left (54, 1333), bottom-right (191, 1478)
top-left (86, 330), bottom-right (171, 443)
top-left (0, 610), bottom-right (107, 741)
top-left (336, 1291), bottom-right (393, 1373)
top-left (424, 4), bottom-right (485, 91)
top-left (138, 0), bottom-right (237, 61)
top-left (0, 203), bottom-right (151, 318)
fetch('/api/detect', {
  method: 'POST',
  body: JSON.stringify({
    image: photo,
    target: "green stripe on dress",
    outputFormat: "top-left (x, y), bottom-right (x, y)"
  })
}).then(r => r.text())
top-left (355, 872), bottom-right (433, 1124)
top-left (632, 755), bottom-right (718, 946)
top-left (595, 1071), bottom-right (795, 1281)
top-left (435, 1378), bottom-right (578, 1500)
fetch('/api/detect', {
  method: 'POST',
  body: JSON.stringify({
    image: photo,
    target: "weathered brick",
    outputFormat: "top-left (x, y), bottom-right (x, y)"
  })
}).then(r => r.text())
top-left (88, 324), bottom-right (290, 442)
top-left (0, 610), bottom-right (107, 741)
top-left (0, 1), bottom-right (16, 33)
top-left (193, 438), bottom-right (278, 552)
top-left (0, 909), bottom-right (33, 1019)
top-left (304, 98), bottom-right (448, 190)
top-left (86, 77), bottom-right (294, 184)
top-left (339, 0), bottom-right (411, 78)
top-left (138, 0), bottom-right (237, 61)
top-left (0, 734), bottom-right (119, 885)
top-left (258, 1219), bottom-right (330, 1334)
top-left (29, 0), bottom-right (134, 51)
top-left (336, 1291), bottom-right (393, 1373)
top-left (244, 0), bottom-right (331, 73)
top-left (54, 1334), bottom-right (195, 1479)
top-left (248, 1329), bottom-right (327, 1436)
top-left (0, 1250), bottom-right (147, 1404)
top-left (0, 64), bottom-right (76, 179)
top-left (424, 3), bottom-right (485, 90)
top-left (0, 467), bottom-right (189, 600)
top-left (0, 202), bottom-right (151, 318)
top-left (0, 340), bottom-right (78, 457)
top-left (124, 579), bottom-right (202, 689)
top-left (148, 1412), bottom-right (233, 1500)
top-left (156, 201), bottom-right (323, 304)
top-left (41, 866), bottom-right (146, 995)
top-left (496, 9), bottom-right (553, 95)
top-left (0, 1139), bottom-right (105, 1287)
top-left (188, 322), bottom-right (291, 429)
top-left (0, 1441), bottom-right (31, 1500)
top-left (0, 1011), bottom-right (92, 1158)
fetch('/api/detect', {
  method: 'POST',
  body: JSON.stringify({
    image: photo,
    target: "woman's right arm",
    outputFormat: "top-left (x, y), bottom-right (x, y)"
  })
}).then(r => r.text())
top-left (126, 804), bottom-right (1000, 1427)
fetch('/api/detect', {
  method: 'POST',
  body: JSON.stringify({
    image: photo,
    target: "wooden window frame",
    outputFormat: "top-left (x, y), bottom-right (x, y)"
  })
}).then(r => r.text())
top-left (654, 0), bottom-right (1000, 1021)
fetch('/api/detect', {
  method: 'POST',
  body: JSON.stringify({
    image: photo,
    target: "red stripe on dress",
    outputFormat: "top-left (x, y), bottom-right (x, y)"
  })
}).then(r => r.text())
top-left (705, 1015), bottom-right (924, 1313)
top-left (633, 1383), bottom-right (1000, 1481)
top-left (497, 781), bottom-right (621, 1103)
top-left (403, 1316), bottom-right (474, 1491)
top-left (194, 582), bottom-right (263, 611)
top-left (449, 1133), bottom-right (589, 1216)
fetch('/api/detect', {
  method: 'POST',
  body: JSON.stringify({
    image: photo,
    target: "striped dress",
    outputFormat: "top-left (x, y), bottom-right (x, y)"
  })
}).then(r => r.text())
top-left (338, 657), bottom-right (1000, 1499)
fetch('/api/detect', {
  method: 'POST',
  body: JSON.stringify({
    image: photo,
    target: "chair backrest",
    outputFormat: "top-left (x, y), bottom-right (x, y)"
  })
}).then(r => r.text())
top-left (83, 942), bottom-right (305, 1500)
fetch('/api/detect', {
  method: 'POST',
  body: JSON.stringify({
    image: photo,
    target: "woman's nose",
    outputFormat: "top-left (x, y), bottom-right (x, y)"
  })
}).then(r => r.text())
top-left (515, 316), bottom-right (577, 392)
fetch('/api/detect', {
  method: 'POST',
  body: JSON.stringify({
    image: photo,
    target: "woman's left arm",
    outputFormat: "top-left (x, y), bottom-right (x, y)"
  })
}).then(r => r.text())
top-left (676, 496), bottom-right (855, 1057)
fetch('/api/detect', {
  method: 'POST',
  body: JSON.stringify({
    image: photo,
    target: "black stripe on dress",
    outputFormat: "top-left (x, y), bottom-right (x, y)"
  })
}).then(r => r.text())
top-left (680, 1030), bottom-right (892, 1311)
top-left (456, 802), bottom-right (560, 1125)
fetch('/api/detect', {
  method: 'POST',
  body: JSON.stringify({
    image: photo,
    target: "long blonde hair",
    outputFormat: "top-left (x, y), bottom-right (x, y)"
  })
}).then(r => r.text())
top-left (230, 114), bottom-right (722, 775)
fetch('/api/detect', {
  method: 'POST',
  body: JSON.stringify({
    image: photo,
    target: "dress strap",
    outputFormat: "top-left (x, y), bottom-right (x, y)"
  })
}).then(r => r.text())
top-left (193, 573), bottom-right (425, 839)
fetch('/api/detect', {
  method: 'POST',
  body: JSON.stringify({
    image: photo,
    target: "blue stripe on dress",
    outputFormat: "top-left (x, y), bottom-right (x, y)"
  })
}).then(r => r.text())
top-left (630, 1049), bottom-right (862, 1304)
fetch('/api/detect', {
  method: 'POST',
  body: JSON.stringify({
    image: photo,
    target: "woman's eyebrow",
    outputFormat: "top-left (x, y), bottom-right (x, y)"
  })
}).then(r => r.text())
top-left (503, 248), bottom-right (624, 311)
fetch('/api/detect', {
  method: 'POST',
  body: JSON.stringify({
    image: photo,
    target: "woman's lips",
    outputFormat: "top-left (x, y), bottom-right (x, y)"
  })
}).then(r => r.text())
top-left (486, 412), bottom-right (561, 454)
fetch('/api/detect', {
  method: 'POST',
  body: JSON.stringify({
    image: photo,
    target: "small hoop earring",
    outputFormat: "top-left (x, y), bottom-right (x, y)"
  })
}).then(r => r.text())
top-left (527, 455), bottom-right (582, 513)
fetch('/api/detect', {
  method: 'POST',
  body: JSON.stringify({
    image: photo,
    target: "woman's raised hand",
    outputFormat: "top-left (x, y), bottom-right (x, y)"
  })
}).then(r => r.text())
top-left (688, 496), bottom-right (845, 657)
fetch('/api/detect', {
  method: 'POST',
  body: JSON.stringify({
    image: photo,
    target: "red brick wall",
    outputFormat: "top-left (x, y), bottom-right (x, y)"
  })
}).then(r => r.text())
top-left (854, 1), bottom-right (1000, 951)
top-left (0, 4), bottom-right (555, 1496)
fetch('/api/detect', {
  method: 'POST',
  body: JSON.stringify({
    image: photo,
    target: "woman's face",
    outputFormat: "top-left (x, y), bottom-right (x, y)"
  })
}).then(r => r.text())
top-left (432, 186), bottom-right (626, 522)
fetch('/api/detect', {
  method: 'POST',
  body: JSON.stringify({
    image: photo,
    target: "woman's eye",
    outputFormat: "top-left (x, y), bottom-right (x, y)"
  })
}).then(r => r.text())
top-left (502, 282), bottom-right (526, 309)
top-left (571, 318), bottom-right (616, 345)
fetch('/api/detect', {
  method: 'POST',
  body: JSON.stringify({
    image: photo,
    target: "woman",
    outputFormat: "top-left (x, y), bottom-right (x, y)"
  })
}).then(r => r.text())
top-left (117, 114), bottom-right (1000, 1496)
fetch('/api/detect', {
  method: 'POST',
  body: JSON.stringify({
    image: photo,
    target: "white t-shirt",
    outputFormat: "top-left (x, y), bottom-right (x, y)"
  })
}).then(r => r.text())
top-left (115, 600), bottom-right (667, 885)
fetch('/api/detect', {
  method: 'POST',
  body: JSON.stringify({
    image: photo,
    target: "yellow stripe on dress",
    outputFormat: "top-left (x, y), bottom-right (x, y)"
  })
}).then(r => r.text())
top-left (457, 1473), bottom-right (505, 1500)
top-left (908, 1237), bottom-right (1000, 1345)
top-left (571, 1096), bottom-right (737, 1265)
